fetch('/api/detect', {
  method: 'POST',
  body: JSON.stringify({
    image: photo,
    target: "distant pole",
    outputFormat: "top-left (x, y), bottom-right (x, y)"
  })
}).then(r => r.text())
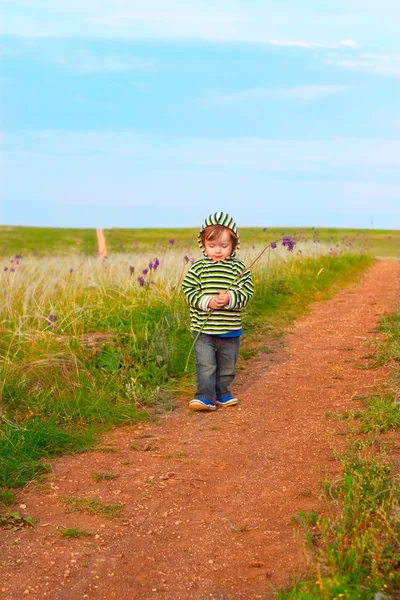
top-left (96, 228), bottom-right (108, 257)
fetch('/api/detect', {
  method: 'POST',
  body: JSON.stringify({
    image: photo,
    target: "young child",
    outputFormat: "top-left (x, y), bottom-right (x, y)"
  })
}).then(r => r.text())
top-left (182, 212), bottom-right (254, 411)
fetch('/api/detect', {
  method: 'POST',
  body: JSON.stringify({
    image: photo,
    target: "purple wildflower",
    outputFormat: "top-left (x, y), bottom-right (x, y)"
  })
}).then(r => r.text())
top-left (169, 239), bottom-right (175, 245)
top-left (129, 265), bottom-right (135, 275)
top-left (142, 268), bottom-right (149, 275)
top-left (46, 314), bottom-right (58, 330)
top-left (10, 268), bottom-right (15, 272)
top-left (148, 262), bottom-right (154, 270)
top-left (190, 258), bottom-right (195, 265)
top-left (262, 227), bottom-right (268, 232)
top-left (282, 236), bottom-right (296, 252)
top-left (15, 254), bottom-right (22, 259)
top-left (270, 242), bottom-right (277, 249)
top-left (184, 255), bottom-right (189, 263)
top-left (137, 276), bottom-right (145, 287)
top-left (153, 258), bottom-right (160, 270)
top-left (69, 268), bottom-right (74, 274)
top-left (4, 267), bottom-right (8, 271)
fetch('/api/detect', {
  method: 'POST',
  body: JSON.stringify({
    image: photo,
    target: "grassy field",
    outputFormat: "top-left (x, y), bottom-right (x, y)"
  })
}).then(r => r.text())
top-left (1, 225), bottom-right (399, 258)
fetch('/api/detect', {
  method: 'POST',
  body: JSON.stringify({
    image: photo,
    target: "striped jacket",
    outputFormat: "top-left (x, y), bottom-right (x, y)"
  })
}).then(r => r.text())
top-left (181, 212), bottom-right (254, 334)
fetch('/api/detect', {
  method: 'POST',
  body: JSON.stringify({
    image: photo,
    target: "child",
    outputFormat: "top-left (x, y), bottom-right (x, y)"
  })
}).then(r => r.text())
top-left (182, 212), bottom-right (254, 411)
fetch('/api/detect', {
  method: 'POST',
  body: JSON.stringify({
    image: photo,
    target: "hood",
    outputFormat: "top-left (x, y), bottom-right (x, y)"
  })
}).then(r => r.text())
top-left (198, 212), bottom-right (240, 258)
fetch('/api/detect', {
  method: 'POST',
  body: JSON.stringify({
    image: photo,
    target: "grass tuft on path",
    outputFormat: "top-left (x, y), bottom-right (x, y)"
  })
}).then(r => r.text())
top-left (60, 497), bottom-right (124, 519)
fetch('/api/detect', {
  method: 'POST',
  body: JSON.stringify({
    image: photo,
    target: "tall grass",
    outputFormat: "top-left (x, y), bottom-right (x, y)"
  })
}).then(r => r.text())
top-left (0, 238), bottom-right (372, 492)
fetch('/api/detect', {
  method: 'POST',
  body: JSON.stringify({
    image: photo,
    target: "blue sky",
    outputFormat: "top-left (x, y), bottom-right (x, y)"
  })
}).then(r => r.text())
top-left (1, 1), bottom-right (400, 229)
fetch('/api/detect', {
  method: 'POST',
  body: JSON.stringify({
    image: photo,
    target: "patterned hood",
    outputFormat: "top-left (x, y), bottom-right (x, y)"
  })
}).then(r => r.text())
top-left (198, 212), bottom-right (240, 258)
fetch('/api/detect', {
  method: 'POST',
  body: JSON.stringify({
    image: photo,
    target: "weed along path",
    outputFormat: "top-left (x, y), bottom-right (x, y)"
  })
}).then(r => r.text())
top-left (1, 260), bottom-right (400, 600)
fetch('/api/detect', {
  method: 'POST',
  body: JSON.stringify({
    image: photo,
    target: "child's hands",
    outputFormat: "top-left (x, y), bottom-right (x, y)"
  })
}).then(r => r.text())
top-left (208, 291), bottom-right (230, 309)
top-left (217, 291), bottom-right (229, 305)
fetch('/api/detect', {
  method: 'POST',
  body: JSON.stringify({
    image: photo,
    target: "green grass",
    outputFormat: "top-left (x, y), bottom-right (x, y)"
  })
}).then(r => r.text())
top-left (96, 445), bottom-right (120, 453)
top-left (130, 440), bottom-right (158, 452)
top-left (354, 396), bottom-right (400, 433)
top-left (0, 489), bottom-right (16, 507)
top-left (0, 418), bottom-right (96, 488)
top-left (160, 451), bottom-right (188, 459)
top-left (291, 510), bottom-right (319, 528)
top-left (60, 497), bottom-right (124, 518)
top-left (1, 225), bottom-right (399, 258)
top-left (59, 527), bottom-right (94, 539)
top-left (278, 310), bottom-right (400, 599)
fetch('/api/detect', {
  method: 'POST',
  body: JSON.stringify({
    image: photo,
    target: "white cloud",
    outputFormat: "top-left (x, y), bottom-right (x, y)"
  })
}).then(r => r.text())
top-left (205, 84), bottom-right (350, 105)
top-left (52, 52), bottom-right (153, 73)
top-left (5, 131), bottom-right (400, 174)
top-left (1, 0), bottom-right (365, 46)
top-left (339, 53), bottom-right (400, 78)
top-left (0, 36), bottom-right (154, 72)
top-left (269, 39), bottom-right (360, 50)
top-left (285, 84), bottom-right (350, 100)
top-left (2, 1), bottom-right (258, 39)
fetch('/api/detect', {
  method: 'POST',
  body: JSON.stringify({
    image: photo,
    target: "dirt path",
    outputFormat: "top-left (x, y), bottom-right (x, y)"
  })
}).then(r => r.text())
top-left (1, 261), bottom-right (400, 600)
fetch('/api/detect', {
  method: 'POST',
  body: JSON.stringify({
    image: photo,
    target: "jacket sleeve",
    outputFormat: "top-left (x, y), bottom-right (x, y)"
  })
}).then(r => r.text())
top-left (226, 267), bottom-right (254, 309)
top-left (181, 265), bottom-right (213, 311)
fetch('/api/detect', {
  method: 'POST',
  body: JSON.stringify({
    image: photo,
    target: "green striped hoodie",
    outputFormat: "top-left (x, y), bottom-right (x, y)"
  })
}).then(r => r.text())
top-left (181, 212), bottom-right (254, 334)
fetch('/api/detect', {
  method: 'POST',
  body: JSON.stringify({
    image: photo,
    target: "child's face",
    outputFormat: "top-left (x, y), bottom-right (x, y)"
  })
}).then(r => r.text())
top-left (204, 229), bottom-right (233, 261)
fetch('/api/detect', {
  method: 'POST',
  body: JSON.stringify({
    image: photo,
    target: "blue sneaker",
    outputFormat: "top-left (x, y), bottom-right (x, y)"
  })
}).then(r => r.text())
top-left (216, 394), bottom-right (238, 407)
top-left (189, 397), bottom-right (217, 411)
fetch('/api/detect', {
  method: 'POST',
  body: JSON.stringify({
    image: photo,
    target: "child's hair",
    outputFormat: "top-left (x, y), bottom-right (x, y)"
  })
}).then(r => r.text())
top-left (200, 225), bottom-right (238, 252)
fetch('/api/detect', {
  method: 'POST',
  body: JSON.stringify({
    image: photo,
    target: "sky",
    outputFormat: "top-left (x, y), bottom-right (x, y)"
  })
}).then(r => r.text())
top-left (1, 0), bottom-right (400, 229)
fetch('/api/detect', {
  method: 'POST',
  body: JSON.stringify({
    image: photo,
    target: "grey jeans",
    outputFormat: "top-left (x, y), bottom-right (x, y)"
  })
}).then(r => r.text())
top-left (193, 332), bottom-right (240, 402)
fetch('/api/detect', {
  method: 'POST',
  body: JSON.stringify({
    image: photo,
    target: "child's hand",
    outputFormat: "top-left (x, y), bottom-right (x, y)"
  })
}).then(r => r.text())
top-left (208, 291), bottom-right (229, 309)
top-left (217, 291), bottom-right (230, 305)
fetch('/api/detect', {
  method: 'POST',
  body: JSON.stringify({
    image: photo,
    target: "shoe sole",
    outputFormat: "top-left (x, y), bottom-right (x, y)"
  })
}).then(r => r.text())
top-left (189, 400), bottom-right (216, 411)
top-left (215, 399), bottom-right (239, 407)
